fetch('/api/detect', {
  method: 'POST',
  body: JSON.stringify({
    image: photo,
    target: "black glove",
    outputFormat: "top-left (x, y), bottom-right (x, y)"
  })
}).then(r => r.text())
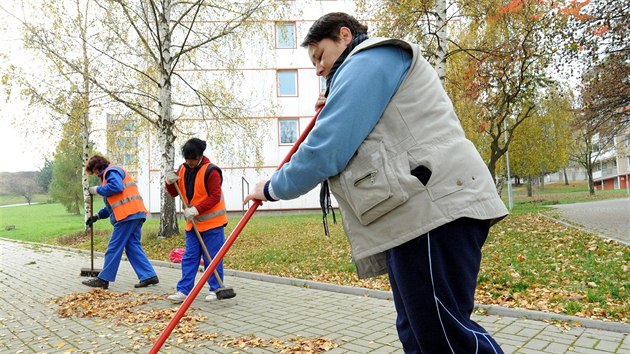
top-left (86, 215), bottom-right (99, 227)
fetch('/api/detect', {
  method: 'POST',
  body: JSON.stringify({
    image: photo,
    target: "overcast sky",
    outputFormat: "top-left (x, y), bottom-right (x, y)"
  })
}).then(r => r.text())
top-left (0, 4), bottom-right (57, 173)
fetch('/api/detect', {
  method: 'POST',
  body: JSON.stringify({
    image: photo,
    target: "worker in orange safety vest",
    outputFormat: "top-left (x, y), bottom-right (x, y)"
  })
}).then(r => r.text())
top-left (164, 138), bottom-right (231, 303)
top-left (82, 155), bottom-right (159, 290)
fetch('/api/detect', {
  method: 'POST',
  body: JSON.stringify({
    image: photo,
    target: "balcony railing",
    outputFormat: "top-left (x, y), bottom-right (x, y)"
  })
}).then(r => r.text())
top-left (593, 168), bottom-right (620, 179)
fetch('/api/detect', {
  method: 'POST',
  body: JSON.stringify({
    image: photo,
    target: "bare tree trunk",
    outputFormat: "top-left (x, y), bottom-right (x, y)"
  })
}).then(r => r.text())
top-left (79, 0), bottom-right (91, 222)
top-left (487, 154), bottom-right (497, 181)
top-left (435, 0), bottom-right (447, 85)
top-left (158, 118), bottom-right (179, 237)
top-left (495, 175), bottom-right (505, 196)
top-left (587, 169), bottom-right (596, 195)
top-left (157, 1), bottom-right (178, 237)
top-left (527, 176), bottom-right (533, 197)
top-left (584, 151), bottom-right (596, 195)
top-left (563, 168), bottom-right (569, 185)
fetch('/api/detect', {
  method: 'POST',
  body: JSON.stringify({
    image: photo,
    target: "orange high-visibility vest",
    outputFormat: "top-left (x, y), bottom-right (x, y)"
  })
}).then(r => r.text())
top-left (102, 165), bottom-right (147, 222)
top-left (178, 163), bottom-right (228, 232)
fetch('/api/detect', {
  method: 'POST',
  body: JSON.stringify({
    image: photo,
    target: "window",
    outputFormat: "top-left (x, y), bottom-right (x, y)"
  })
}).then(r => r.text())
top-left (107, 113), bottom-right (136, 132)
top-left (625, 135), bottom-right (630, 146)
top-left (118, 137), bottom-right (138, 164)
top-left (279, 118), bottom-right (298, 145)
top-left (122, 154), bottom-right (135, 165)
top-left (275, 22), bottom-right (296, 48)
top-left (627, 156), bottom-right (630, 165)
top-left (277, 70), bottom-right (297, 96)
top-left (119, 136), bottom-right (138, 149)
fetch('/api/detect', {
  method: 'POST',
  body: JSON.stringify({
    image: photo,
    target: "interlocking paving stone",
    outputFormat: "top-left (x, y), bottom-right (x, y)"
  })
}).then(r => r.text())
top-left (1, 238), bottom-right (628, 353)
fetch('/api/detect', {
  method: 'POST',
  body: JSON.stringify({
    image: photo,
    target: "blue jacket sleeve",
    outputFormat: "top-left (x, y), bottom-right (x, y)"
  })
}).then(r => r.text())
top-left (97, 208), bottom-right (110, 220)
top-left (270, 45), bottom-right (412, 200)
top-left (98, 168), bottom-right (125, 197)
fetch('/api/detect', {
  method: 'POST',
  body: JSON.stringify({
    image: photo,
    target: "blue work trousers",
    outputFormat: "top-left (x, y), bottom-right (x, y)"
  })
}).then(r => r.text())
top-left (177, 226), bottom-right (225, 295)
top-left (98, 218), bottom-right (157, 282)
top-left (386, 217), bottom-right (504, 354)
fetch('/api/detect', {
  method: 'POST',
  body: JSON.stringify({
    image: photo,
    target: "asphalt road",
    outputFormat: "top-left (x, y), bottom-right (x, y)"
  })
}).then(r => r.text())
top-left (549, 197), bottom-right (630, 245)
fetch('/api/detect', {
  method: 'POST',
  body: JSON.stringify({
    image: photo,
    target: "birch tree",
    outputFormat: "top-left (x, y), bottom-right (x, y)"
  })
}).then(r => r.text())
top-left (85, 0), bottom-right (274, 237)
top-left (0, 0), bottom-right (102, 220)
top-left (4, 0), bottom-right (280, 236)
top-left (49, 96), bottom-right (95, 214)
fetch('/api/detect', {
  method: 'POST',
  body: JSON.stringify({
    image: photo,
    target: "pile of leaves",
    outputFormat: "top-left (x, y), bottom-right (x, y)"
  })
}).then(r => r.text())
top-left (53, 289), bottom-right (338, 352)
top-left (218, 336), bottom-right (338, 353)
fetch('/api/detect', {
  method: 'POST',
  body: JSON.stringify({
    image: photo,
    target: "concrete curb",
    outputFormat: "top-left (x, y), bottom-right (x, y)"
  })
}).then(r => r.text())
top-left (224, 269), bottom-right (393, 300)
top-left (4, 237), bottom-right (628, 334)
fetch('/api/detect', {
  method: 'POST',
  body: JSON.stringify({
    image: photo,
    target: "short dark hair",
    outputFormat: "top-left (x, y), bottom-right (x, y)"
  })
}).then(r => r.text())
top-left (301, 12), bottom-right (368, 48)
top-left (182, 138), bottom-right (207, 160)
top-left (85, 155), bottom-right (110, 174)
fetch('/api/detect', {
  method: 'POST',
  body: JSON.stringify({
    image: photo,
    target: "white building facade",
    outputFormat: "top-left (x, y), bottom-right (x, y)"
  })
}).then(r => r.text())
top-left (108, 1), bottom-right (357, 214)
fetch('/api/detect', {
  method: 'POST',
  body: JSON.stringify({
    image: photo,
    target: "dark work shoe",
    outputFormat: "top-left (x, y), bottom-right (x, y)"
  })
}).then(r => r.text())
top-left (82, 277), bottom-right (109, 289)
top-left (134, 276), bottom-right (159, 288)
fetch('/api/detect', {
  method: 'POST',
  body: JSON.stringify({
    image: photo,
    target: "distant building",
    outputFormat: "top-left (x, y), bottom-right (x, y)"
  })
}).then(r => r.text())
top-left (593, 129), bottom-right (630, 191)
top-left (544, 164), bottom-right (588, 184)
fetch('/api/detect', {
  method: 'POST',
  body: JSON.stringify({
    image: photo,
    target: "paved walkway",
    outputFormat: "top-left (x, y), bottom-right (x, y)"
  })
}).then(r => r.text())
top-left (0, 238), bottom-right (628, 353)
top-left (549, 198), bottom-right (630, 245)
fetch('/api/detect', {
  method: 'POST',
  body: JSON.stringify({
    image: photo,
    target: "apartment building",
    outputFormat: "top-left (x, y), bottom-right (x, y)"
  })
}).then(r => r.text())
top-left (593, 129), bottom-right (630, 191)
top-left (107, 1), bottom-right (356, 214)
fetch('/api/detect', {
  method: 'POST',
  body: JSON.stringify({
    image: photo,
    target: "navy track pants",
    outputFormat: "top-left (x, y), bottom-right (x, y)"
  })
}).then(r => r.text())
top-left (177, 226), bottom-right (225, 295)
top-left (386, 217), bottom-right (504, 354)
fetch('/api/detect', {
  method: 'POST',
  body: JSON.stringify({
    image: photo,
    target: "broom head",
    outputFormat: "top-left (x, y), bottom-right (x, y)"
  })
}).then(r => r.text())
top-left (215, 287), bottom-right (236, 300)
top-left (80, 267), bottom-right (102, 277)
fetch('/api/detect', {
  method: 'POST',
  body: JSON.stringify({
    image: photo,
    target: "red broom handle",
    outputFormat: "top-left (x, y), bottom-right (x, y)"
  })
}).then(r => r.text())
top-left (149, 107), bottom-right (323, 353)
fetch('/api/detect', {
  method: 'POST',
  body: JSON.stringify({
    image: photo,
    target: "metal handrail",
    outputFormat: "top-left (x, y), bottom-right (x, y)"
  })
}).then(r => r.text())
top-left (241, 176), bottom-right (249, 215)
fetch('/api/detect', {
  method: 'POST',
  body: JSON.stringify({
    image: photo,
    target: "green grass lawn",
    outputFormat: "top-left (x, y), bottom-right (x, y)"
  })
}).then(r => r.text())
top-left (1, 183), bottom-right (628, 323)
top-left (0, 197), bottom-right (120, 242)
top-left (506, 180), bottom-right (629, 207)
top-left (0, 193), bottom-right (51, 206)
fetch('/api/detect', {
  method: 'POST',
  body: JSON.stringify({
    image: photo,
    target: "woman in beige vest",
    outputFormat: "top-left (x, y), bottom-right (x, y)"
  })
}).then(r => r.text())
top-left (245, 12), bottom-right (508, 353)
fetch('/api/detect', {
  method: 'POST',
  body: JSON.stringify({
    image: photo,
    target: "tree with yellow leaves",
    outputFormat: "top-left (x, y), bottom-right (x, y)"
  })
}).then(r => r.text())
top-left (509, 86), bottom-right (574, 196)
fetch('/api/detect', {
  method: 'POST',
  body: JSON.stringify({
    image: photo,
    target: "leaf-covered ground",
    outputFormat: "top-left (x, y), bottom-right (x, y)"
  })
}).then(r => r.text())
top-left (62, 212), bottom-right (628, 323)
top-left (53, 289), bottom-right (338, 352)
top-left (477, 214), bottom-right (627, 322)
